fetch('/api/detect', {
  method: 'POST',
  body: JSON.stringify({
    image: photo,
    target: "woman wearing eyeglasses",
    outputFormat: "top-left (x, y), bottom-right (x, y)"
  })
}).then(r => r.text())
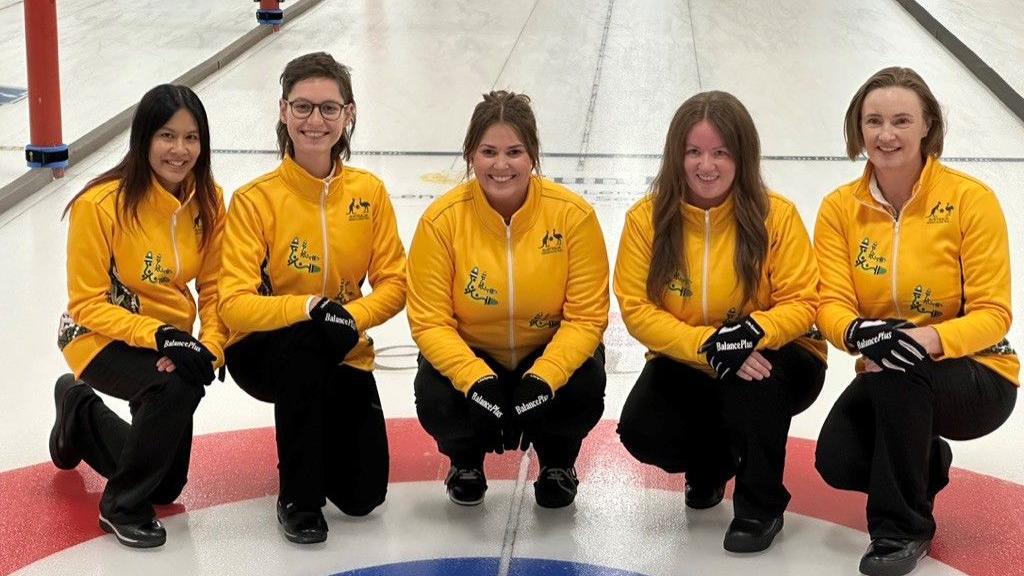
top-left (218, 52), bottom-right (406, 544)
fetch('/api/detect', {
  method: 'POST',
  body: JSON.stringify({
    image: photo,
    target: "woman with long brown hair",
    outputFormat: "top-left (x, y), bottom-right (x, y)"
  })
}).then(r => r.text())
top-left (614, 90), bottom-right (825, 553)
top-left (50, 84), bottom-right (226, 548)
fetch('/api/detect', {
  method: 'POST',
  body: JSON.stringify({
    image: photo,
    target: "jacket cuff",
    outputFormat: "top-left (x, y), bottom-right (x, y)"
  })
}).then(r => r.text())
top-left (930, 322), bottom-right (958, 360)
top-left (345, 300), bottom-right (371, 332)
top-left (286, 295), bottom-right (314, 325)
top-left (455, 361), bottom-right (497, 396)
top-left (526, 357), bottom-right (568, 393)
top-left (202, 341), bottom-right (226, 369)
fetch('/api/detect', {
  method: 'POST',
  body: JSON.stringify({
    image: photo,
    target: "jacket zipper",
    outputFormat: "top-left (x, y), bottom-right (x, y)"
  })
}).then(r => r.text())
top-left (891, 217), bottom-right (902, 315)
top-left (506, 224), bottom-right (517, 366)
top-left (701, 210), bottom-right (710, 324)
top-left (320, 179), bottom-right (331, 295)
top-left (170, 212), bottom-right (181, 282)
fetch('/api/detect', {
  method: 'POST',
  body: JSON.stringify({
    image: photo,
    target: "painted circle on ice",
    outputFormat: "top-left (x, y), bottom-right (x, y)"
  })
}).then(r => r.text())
top-left (331, 557), bottom-right (649, 576)
top-left (3, 419), bottom-right (1022, 576)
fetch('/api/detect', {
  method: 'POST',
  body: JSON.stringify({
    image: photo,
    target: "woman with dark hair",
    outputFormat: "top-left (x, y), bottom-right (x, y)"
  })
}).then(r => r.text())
top-left (814, 67), bottom-right (1018, 576)
top-left (407, 90), bottom-right (609, 509)
top-left (50, 84), bottom-right (225, 548)
top-left (218, 52), bottom-right (406, 544)
top-left (614, 91), bottom-right (826, 553)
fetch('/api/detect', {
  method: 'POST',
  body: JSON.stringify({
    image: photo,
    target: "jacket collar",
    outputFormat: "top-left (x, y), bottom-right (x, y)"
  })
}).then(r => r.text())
top-left (279, 154), bottom-right (341, 202)
top-left (681, 192), bottom-right (735, 227)
top-left (853, 155), bottom-right (939, 210)
top-left (470, 175), bottom-right (542, 236)
top-left (148, 174), bottom-right (195, 215)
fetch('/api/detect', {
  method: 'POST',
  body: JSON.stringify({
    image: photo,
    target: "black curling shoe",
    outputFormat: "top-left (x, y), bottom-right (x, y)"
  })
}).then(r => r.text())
top-left (445, 466), bottom-right (487, 506)
top-left (276, 500), bottom-right (328, 544)
top-left (723, 515), bottom-right (784, 553)
top-left (684, 481), bottom-right (725, 510)
top-left (99, 516), bottom-right (166, 548)
top-left (50, 374), bottom-right (87, 470)
top-left (859, 538), bottom-right (931, 576)
top-left (534, 467), bottom-right (579, 509)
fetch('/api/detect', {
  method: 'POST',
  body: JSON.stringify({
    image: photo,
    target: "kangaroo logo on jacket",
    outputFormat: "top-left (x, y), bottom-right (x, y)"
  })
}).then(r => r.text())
top-left (347, 197), bottom-right (371, 221)
top-left (854, 237), bottom-right (888, 276)
top-left (464, 266), bottom-right (498, 306)
top-left (529, 313), bottom-right (561, 329)
top-left (909, 285), bottom-right (943, 318)
top-left (287, 237), bottom-right (321, 274)
top-left (926, 201), bottom-right (954, 224)
top-left (141, 251), bottom-right (174, 284)
top-left (667, 271), bottom-right (693, 298)
top-left (540, 229), bottom-right (564, 254)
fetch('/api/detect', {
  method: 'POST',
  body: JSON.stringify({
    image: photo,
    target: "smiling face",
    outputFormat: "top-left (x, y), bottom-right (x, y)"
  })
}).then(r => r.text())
top-left (860, 86), bottom-right (931, 173)
top-left (683, 120), bottom-right (736, 209)
top-left (148, 108), bottom-right (200, 194)
top-left (279, 76), bottom-right (351, 170)
top-left (471, 122), bottom-right (534, 214)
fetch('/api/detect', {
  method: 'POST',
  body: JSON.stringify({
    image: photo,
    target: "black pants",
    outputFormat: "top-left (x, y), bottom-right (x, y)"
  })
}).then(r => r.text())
top-left (225, 322), bottom-right (388, 515)
top-left (618, 343), bottom-right (825, 520)
top-left (815, 358), bottom-right (1016, 540)
top-left (71, 341), bottom-right (205, 524)
top-left (414, 345), bottom-right (606, 469)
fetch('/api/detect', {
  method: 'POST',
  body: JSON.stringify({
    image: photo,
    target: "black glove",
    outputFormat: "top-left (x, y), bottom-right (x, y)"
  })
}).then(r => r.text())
top-left (698, 316), bottom-right (765, 379)
top-left (513, 374), bottom-right (553, 425)
top-left (467, 375), bottom-right (505, 453)
top-left (845, 318), bottom-right (928, 372)
top-left (155, 325), bottom-right (216, 386)
top-left (309, 298), bottom-right (359, 363)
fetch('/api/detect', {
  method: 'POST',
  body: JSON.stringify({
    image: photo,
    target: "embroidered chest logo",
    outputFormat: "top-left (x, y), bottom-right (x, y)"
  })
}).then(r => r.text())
top-left (854, 237), bottom-right (888, 276)
top-left (334, 279), bottom-right (357, 304)
top-left (347, 197), bottom-right (371, 221)
top-left (540, 229), bottom-right (564, 254)
top-left (464, 266), bottom-right (498, 306)
top-left (287, 237), bottom-right (322, 273)
top-left (666, 271), bottom-right (693, 298)
top-left (909, 285), bottom-right (942, 318)
top-left (529, 313), bottom-right (561, 329)
top-left (141, 251), bottom-right (174, 284)
top-left (926, 201), bottom-right (954, 224)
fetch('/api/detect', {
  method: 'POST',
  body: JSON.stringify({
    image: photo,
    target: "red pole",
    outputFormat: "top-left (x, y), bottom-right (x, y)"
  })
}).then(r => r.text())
top-left (23, 0), bottom-right (68, 178)
top-left (256, 0), bottom-right (283, 32)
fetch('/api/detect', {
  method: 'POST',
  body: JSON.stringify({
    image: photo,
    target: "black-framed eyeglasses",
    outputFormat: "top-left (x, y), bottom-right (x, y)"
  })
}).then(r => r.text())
top-left (284, 99), bottom-right (348, 120)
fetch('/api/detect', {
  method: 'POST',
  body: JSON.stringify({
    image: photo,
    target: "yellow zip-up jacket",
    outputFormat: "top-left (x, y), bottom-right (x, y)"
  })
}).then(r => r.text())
top-left (407, 176), bottom-right (609, 394)
top-left (59, 177), bottom-right (227, 377)
top-left (614, 192), bottom-right (825, 373)
top-left (815, 157), bottom-right (1018, 385)
top-left (218, 155), bottom-right (406, 371)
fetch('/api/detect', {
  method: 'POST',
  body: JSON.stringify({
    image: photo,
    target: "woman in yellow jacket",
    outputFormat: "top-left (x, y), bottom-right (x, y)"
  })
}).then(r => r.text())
top-left (813, 67), bottom-right (1018, 576)
top-left (614, 91), bottom-right (826, 553)
top-left (407, 91), bottom-right (609, 509)
top-left (51, 85), bottom-right (225, 548)
top-left (218, 52), bottom-right (406, 545)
